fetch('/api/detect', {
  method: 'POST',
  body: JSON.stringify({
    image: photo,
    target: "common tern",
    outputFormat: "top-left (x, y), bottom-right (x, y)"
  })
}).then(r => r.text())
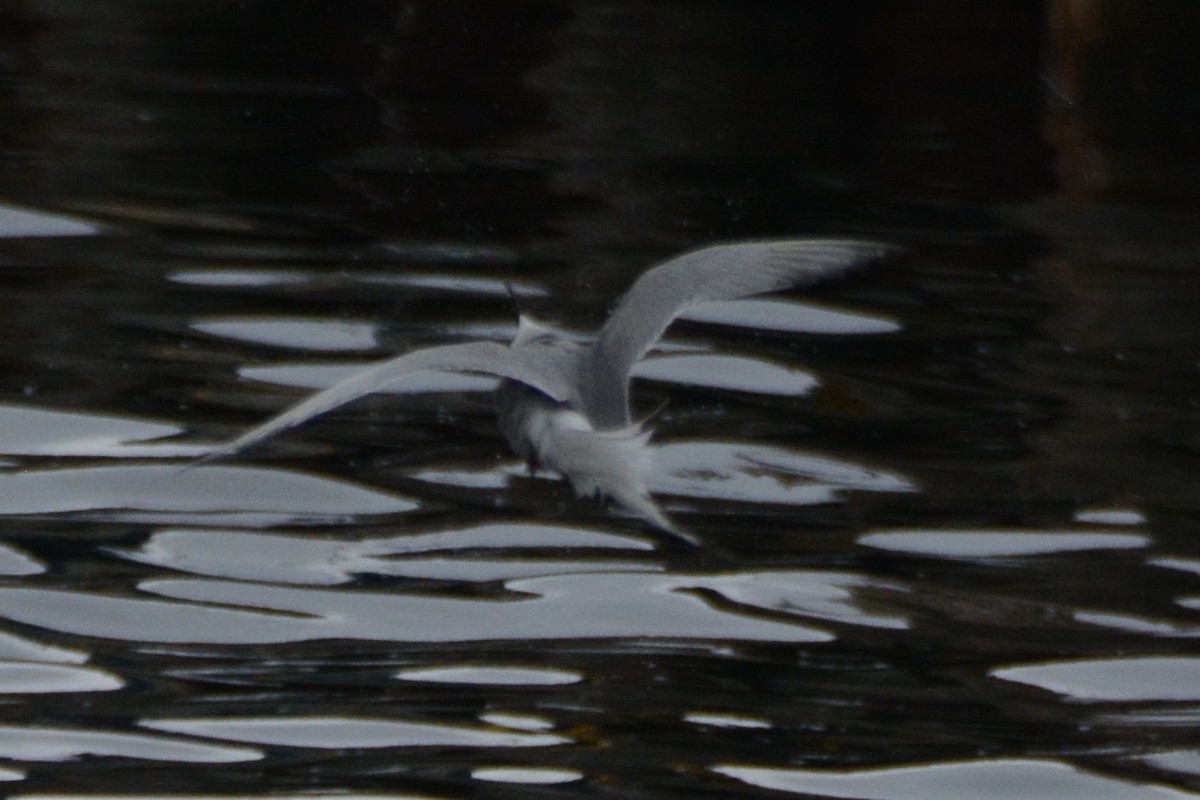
top-left (201, 239), bottom-right (893, 534)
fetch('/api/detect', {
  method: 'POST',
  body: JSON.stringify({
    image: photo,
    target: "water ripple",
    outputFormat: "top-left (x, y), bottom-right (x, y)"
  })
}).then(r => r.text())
top-left (191, 317), bottom-right (382, 352)
top-left (141, 715), bottom-right (570, 749)
top-left (0, 203), bottom-right (99, 238)
top-left (114, 523), bottom-right (654, 585)
top-left (715, 758), bottom-right (1198, 799)
top-left (0, 464), bottom-right (417, 524)
top-left (395, 665), bottom-right (583, 686)
top-left (472, 766), bottom-right (583, 784)
top-left (0, 404), bottom-right (185, 458)
top-left (992, 657), bottom-right (1200, 702)
top-left (0, 543), bottom-right (43, 576)
top-left (0, 569), bottom-right (843, 645)
top-left (0, 662), bottom-right (123, 694)
top-left (0, 724), bottom-right (260, 764)
top-left (858, 528), bottom-right (1150, 559)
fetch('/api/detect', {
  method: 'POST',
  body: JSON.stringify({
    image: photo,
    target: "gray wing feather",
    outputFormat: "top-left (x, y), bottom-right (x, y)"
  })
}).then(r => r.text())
top-left (199, 340), bottom-right (574, 463)
top-left (581, 239), bottom-right (893, 428)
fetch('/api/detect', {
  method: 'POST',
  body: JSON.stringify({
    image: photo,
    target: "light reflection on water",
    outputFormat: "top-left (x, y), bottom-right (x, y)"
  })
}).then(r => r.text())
top-left (0, 724), bottom-right (262, 764)
top-left (0, 203), bottom-right (99, 238)
top-left (0, 543), bottom-right (43, 576)
top-left (715, 759), bottom-right (1195, 800)
top-left (141, 715), bottom-right (571, 749)
top-left (0, 261), bottom-right (1194, 800)
top-left (0, 464), bottom-right (417, 523)
top-left (858, 528), bottom-right (1149, 558)
top-left (0, 259), bottom-right (1194, 795)
top-left (191, 318), bottom-right (383, 353)
top-left (0, 404), bottom-right (187, 457)
top-left (115, 523), bottom-right (655, 585)
top-left (395, 665), bottom-right (583, 685)
top-left (0, 662), bottom-right (123, 694)
top-left (0, 568), bottom-right (846, 644)
top-left (991, 657), bottom-right (1200, 702)
top-left (472, 765), bottom-right (583, 784)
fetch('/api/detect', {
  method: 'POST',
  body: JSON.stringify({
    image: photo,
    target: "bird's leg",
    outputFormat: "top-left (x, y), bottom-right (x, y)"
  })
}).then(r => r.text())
top-left (526, 451), bottom-right (540, 476)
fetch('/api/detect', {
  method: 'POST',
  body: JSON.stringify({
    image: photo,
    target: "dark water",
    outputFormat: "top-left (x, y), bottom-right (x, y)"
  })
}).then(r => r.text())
top-left (1, 2), bottom-right (1200, 798)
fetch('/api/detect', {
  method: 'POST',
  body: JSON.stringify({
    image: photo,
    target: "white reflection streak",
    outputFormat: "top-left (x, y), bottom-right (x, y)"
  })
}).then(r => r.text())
top-left (472, 766), bottom-right (583, 784)
top-left (141, 715), bottom-right (569, 749)
top-left (0, 724), bottom-right (260, 763)
top-left (0, 629), bottom-right (89, 664)
top-left (651, 441), bottom-right (916, 503)
top-left (0, 662), bottom-right (123, 694)
top-left (0, 404), bottom-right (184, 457)
top-left (0, 543), bottom-right (44, 576)
top-left (191, 318), bottom-right (381, 352)
top-left (396, 665), bottom-right (582, 686)
top-left (0, 204), bottom-right (98, 237)
top-left (114, 523), bottom-right (656, 585)
top-left (715, 758), bottom-right (1199, 800)
top-left (0, 464), bottom-right (417, 520)
top-left (858, 529), bottom-right (1149, 558)
top-left (991, 657), bottom-right (1200, 702)
top-left (0, 568), bottom-right (845, 645)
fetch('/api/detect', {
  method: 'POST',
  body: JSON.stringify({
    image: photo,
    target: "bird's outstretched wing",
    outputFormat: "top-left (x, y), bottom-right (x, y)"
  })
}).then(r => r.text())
top-left (198, 340), bottom-right (575, 464)
top-left (581, 239), bottom-right (894, 428)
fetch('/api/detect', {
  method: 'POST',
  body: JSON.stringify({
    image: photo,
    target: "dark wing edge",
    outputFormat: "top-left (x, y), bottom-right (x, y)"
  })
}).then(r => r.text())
top-left (581, 239), bottom-right (895, 427)
top-left (192, 340), bottom-right (573, 466)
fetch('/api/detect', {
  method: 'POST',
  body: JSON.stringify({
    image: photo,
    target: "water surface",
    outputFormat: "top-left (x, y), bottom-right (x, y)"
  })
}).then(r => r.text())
top-left (1, 3), bottom-right (1199, 799)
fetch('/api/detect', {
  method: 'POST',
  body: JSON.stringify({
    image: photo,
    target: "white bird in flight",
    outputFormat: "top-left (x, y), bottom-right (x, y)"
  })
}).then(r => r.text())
top-left (202, 239), bottom-right (893, 535)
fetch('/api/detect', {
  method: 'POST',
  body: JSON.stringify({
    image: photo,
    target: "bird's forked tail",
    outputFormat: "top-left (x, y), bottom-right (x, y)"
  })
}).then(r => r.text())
top-left (531, 409), bottom-right (682, 538)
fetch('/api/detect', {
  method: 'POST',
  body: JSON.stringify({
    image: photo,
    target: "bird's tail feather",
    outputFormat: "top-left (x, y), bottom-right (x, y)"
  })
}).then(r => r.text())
top-left (543, 421), bottom-right (680, 537)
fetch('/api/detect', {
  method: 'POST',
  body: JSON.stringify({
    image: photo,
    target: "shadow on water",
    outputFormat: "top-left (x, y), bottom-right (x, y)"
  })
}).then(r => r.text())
top-left (1, 1), bottom-right (1200, 798)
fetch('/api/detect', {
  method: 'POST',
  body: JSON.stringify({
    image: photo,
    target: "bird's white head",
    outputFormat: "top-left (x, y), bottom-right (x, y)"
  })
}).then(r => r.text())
top-left (513, 314), bottom-right (564, 347)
